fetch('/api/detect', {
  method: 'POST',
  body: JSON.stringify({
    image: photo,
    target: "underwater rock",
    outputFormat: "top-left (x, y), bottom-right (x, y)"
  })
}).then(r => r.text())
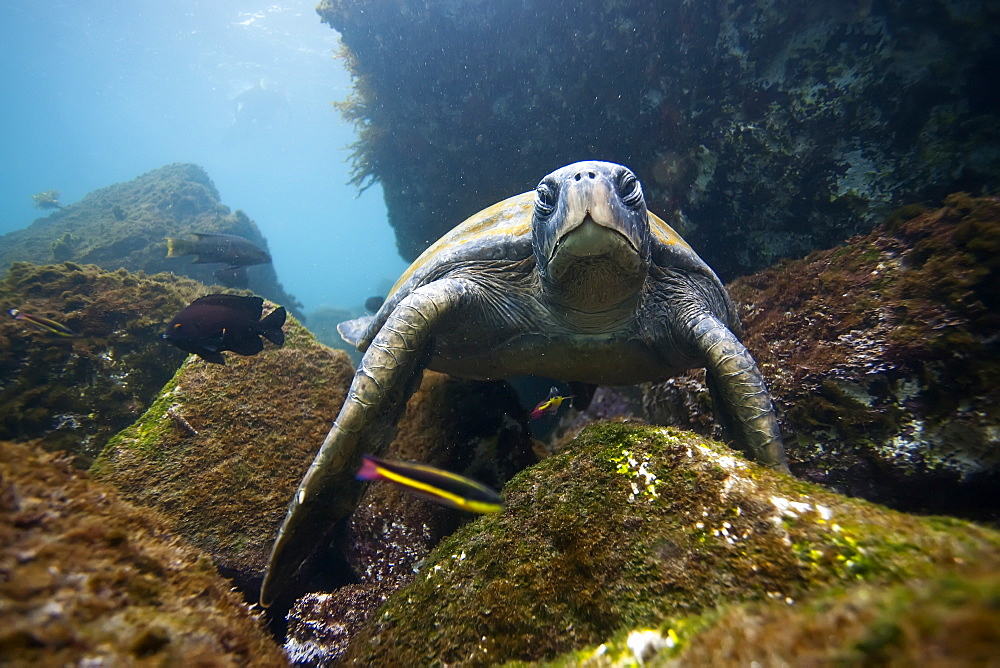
top-left (655, 569), bottom-right (1000, 665)
top-left (0, 163), bottom-right (301, 316)
top-left (0, 439), bottom-right (285, 666)
top-left (284, 585), bottom-right (386, 665)
top-left (284, 371), bottom-right (535, 661)
top-left (647, 193), bottom-right (1000, 519)
top-left (319, 0), bottom-right (999, 279)
top-left (0, 262), bottom-right (208, 465)
top-left (337, 423), bottom-right (1000, 664)
top-left (91, 313), bottom-right (354, 598)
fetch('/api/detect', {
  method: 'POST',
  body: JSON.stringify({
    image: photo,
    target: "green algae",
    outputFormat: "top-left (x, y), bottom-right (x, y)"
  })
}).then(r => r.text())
top-left (539, 568), bottom-right (1000, 666)
top-left (339, 423), bottom-right (999, 665)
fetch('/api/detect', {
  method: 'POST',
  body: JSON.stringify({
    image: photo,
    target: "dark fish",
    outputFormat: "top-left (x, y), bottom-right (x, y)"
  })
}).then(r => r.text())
top-left (166, 233), bottom-right (271, 269)
top-left (364, 295), bottom-right (385, 313)
top-left (356, 454), bottom-right (504, 514)
top-left (8, 308), bottom-right (77, 337)
top-left (162, 294), bottom-right (286, 365)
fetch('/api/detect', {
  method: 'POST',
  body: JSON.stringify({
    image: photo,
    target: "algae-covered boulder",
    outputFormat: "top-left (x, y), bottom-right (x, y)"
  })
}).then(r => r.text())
top-left (646, 193), bottom-right (1000, 519)
top-left (0, 262), bottom-right (209, 465)
top-left (333, 423), bottom-right (999, 665)
top-left (0, 163), bottom-right (300, 314)
top-left (91, 314), bottom-right (354, 594)
top-left (0, 439), bottom-right (286, 666)
top-left (657, 569), bottom-right (1000, 665)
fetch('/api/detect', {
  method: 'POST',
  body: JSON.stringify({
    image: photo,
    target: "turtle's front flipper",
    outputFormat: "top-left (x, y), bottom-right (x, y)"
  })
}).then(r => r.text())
top-left (688, 312), bottom-right (789, 471)
top-left (260, 282), bottom-right (464, 607)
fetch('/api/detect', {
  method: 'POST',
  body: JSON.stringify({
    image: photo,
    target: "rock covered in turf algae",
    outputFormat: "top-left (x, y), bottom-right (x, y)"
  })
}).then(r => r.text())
top-left (0, 163), bottom-right (299, 313)
top-left (671, 193), bottom-right (997, 519)
top-left (0, 262), bottom-right (207, 465)
top-left (663, 570), bottom-right (1000, 665)
top-left (91, 312), bottom-right (356, 590)
top-left (340, 423), bottom-right (999, 665)
top-left (0, 440), bottom-right (285, 666)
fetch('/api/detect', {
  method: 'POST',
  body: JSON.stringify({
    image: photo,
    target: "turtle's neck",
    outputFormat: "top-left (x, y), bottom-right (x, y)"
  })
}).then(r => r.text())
top-left (540, 258), bottom-right (645, 333)
top-left (540, 217), bottom-right (647, 332)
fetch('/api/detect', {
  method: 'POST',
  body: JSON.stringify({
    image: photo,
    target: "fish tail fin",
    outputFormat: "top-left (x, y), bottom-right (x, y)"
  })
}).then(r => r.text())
top-left (355, 455), bottom-right (383, 482)
top-left (260, 306), bottom-right (287, 346)
top-left (165, 237), bottom-right (191, 258)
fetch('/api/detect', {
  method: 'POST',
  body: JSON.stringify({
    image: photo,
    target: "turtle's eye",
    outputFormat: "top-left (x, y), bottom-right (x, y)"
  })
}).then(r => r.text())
top-left (618, 171), bottom-right (643, 208)
top-left (534, 183), bottom-right (556, 217)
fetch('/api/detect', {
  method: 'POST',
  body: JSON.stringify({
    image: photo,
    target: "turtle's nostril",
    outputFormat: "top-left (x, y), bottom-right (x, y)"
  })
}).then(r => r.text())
top-left (588, 171), bottom-right (596, 178)
top-left (574, 173), bottom-right (582, 181)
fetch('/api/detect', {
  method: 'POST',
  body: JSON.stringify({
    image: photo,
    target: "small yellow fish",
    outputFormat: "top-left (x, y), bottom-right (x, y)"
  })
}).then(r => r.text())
top-left (355, 454), bottom-right (503, 514)
top-left (8, 308), bottom-right (77, 337)
top-left (530, 386), bottom-right (574, 420)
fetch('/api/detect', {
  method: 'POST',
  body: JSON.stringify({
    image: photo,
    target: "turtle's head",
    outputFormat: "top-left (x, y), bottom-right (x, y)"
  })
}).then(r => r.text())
top-left (533, 161), bottom-right (651, 323)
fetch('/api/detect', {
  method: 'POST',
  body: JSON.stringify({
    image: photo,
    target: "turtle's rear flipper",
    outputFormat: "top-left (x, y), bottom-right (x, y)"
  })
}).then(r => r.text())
top-left (337, 316), bottom-right (375, 349)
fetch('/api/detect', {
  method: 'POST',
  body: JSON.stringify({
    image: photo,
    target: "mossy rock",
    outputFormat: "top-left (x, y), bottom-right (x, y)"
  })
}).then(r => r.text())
top-left (91, 313), bottom-right (355, 590)
top-left (648, 194), bottom-right (1000, 520)
top-left (0, 439), bottom-right (286, 666)
top-left (547, 568), bottom-right (1000, 665)
top-left (0, 163), bottom-right (301, 315)
top-left (336, 423), bottom-right (999, 664)
top-left (0, 262), bottom-right (208, 465)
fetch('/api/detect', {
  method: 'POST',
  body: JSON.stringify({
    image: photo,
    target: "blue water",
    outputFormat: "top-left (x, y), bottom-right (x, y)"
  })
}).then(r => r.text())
top-left (0, 0), bottom-right (409, 313)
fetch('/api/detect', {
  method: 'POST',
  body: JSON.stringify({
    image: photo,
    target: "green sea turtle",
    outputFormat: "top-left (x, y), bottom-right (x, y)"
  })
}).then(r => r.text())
top-left (261, 161), bottom-right (786, 606)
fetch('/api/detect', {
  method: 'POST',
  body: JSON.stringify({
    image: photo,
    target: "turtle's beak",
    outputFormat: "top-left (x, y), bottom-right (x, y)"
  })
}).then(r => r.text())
top-left (554, 214), bottom-right (639, 259)
top-left (547, 168), bottom-right (645, 269)
top-left (538, 163), bottom-right (649, 268)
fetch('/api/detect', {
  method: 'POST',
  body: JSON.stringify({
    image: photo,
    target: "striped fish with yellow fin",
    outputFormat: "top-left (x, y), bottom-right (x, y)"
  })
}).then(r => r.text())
top-left (356, 455), bottom-right (503, 514)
